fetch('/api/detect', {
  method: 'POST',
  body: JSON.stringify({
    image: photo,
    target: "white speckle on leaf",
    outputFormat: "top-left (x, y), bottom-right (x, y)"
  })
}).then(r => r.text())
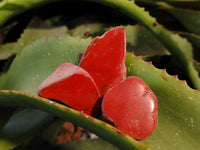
top-left (188, 96), bottom-right (193, 100)
top-left (190, 117), bottom-right (194, 124)
top-left (49, 101), bottom-right (54, 104)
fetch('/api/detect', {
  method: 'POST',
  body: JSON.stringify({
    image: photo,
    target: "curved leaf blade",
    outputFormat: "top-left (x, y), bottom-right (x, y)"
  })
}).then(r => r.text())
top-left (14, 17), bottom-right (68, 55)
top-left (0, 0), bottom-right (199, 88)
top-left (160, 4), bottom-right (200, 35)
top-left (2, 36), bottom-right (90, 94)
top-left (0, 108), bottom-right (51, 150)
top-left (1, 35), bottom-right (91, 149)
top-left (0, 0), bottom-right (53, 27)
top-left (124, 25), bottom-right (192, 58)
top-left (94, 0), bottom-right (200, 89)
top-left (126, 53), bottom-right (200, 150)
top-left (0, 42), bottom-right (17, 61)
top-left (0, 90), bottom-right (149, 150)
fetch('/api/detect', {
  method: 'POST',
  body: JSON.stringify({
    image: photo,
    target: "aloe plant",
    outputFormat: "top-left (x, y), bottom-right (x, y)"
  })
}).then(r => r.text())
top-left (0, 0), bottom-right (200, 150)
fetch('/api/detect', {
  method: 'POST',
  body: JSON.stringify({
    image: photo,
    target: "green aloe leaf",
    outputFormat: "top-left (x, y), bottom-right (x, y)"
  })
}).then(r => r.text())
top-left (0, 35), bottom-right (147, 150)
top-left (126, 53), bottom-right (200, 150)
top-left (1, 0), bottom-right (199, 89)
top-left (2, 35), bottom-right (89, 94)
top-left (124, 25), bottom-right (169, 55)
top-left (0, 35), bottom-right (91, 149)
top-left (0, 107), bottom-right (13, 129)
top-left (135, 0), bottom-right (200, 10)
top-left (69, 24), bottom-right (170, 56)
top-left (176, 32), bottom-right (200, 73)
top-left (0, 17), bottom-right (67, 90)
top-left (69, 24), bottom-right (193, 59)
top-left (69, 23), bottom-right (106, 38)
top-left (0, 42), bottom-right (17, 61)
top-left (1, 52), bottom-right (200, 150)
top-left (0, 17), bottom-right (67, 61)
top-left (158, 3), bottom-right (200, 35)
top-left (0, 0), bottom-right (53, 27)
top-left (15, 17), bottom-right (68, 55)
top-left (124, 25), bottom-right (192, 58)
top-left (180, 32), bottom-right (200, 61)
top-left (93, 0), bottom-right (200, 89)
top-left (0, 108), bottom-right (51, 149)
top-left (0, 1), bottom-right (200, 149)
top-left (0, 90), bottom-right (148, 150)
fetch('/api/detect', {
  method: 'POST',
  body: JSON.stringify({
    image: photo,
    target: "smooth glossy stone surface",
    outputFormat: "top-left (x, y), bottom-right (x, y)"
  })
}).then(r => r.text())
top-left (102, 76), bottom-right (158, 140)
top-left (79, 27), bottom-right (127, 96)
top-left (38, 62), bottom-right (101, 115)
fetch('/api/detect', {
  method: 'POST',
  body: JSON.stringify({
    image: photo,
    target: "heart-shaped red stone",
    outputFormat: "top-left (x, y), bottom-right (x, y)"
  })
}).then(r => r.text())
top-left (38, 62), bottom-right (101, 115)
top-left (102, 76), bottom-right (158, 140)
top-left (79, 27), bottom-right (127, 96)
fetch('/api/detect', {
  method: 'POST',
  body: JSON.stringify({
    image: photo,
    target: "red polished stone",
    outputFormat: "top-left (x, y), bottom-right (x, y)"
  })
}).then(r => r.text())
top-left (102, 76), bottom-right (158, 140)
top-left (38, 62), bottom-right (101, 115)
top-left (79, 27), bottom-right (127, 96)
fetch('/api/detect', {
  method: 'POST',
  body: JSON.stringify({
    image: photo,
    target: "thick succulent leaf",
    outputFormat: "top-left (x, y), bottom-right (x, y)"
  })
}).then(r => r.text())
top-left (180, 32), bottom-right (200, 61)
top-left (69, 23), bottom-right (106, 38)
top-left (0, 107), bottom-right (13, 129)
top-left (0, 90), bottom-right (149, 150)
top-left (193, 60), bottom-right (200, 74)
top-left (159, 4), bottom-right (200, 35)
top-left (89, 0), bottom-right (200, 89)
top-left (0, 42), bottom-right (17, 61)
top-left (1, 0), bottom-right (199, 89)
top-left (126, 53), bottom-right (200, 150)
top-left (70, 24), bottom-right (193, 59)
top-left (0, 108), bottom-right (51, 149)
top-left (185, 33), bottom-right (200, 50)
top-left (2, 35), bottom-right (90, 94)
top-left (0, 17), bottom-right (67, 61)
top-left (33, 118), bottom-right (64, 145)
top-left (0, 72), bottom-right (7, 89)
top-left (167, 1), bottom-right (200, 10)
top-left (12, 17), bottom-right (67, 57)
top-left (1, 52), bottom-right (200, 150)
top-left (1, 36), bottom-right (91, 149)
top-left (0, 17), bottom-right (68, 89)
top-left (124, 25), bottom-right (169, 55)
top-left (124, 25), bottom-right (193, 58)
top-left (177, 32), bottom-right (200, 74)
top-left (69, 24), bottom-right (169, 56)
top-left (0, 0), bottom-right (55, 27)
top-left (135, 0), bottom-right (200, 10)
